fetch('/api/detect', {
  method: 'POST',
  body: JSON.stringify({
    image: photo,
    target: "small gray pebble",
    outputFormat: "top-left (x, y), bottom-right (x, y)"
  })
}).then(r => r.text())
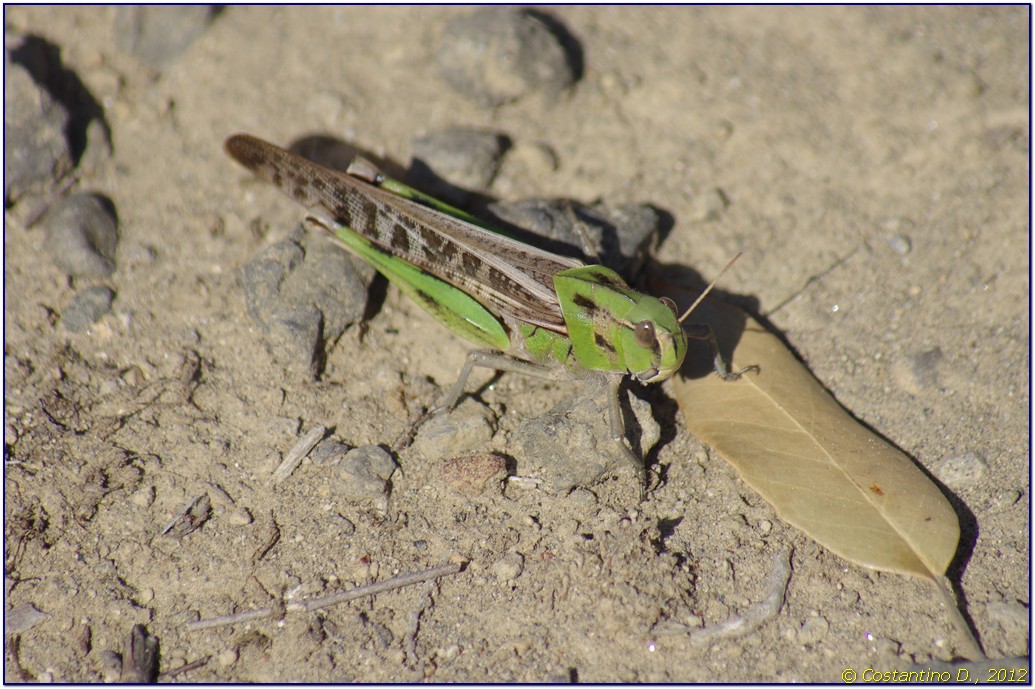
top-left (492, 551), bottom-right (525, 581)
top-left (311, 439), bottom-right (351, 466)
top-left (887, 234), bottom-right (913, 255)
top-left (42, 194), bottom-right (119, 279)
top-left (487, 198), bottom-right (587, 254)
top-left (585, 202), bottom-right (665, 279)
top-left (180, 610), bottom-right (201, 624)
top-left (5, 603), bottom-right (51, 635)
top-left (984, 600), bottom-right (1029, 640)
top-left (891, 347), bottom-right (943, 395)
top-left (414, 400), bottom-right (496, 462)
top-left (5, 422), bottom-right (18, 447)
top-left (880, 216), bottom-right (915, 235)
top-left (568, 487), bottom-right (598, 509)
top-left (4, 53), bottom-right (74, 203)
top-left (345, 445), bottom-right (397, 480)
top-left (487, 199), bottom-right (663, 280)
top-left (216, 648), bottom-right (238, 667)
top-left (336, 445), bottom-right (397, 505)
top-left (987, 489), bottom-right (1022, 511)
top-left (932, 452), bottom-right (988, 489)
top-left (410, 128), bottom-right (508, 205)
top-left (113, 6), bottom-right (216, 71)
top-left (554, 519), bottom-right (579, 540)
top-left (95, 649), bottom-right (123, 683)
top-left (62, 286), bottom-right (115, 332)
top-left (227, 507), bottom-right (253, 526)
top-left (238, 228), bottom-right (368, 377)
top-left (436, 7), bottom-right (576, 107)
top-left (129, 486), bottom-right (155, 508)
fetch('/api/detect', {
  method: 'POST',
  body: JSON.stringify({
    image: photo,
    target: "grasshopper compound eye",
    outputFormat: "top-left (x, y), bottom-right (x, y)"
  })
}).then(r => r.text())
top-left (633, 320), bottom-right (657, 349)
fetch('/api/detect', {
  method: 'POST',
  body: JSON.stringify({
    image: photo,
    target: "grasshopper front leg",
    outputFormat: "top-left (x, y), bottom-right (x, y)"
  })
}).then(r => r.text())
top-left (684, 323), bottom-right (761, 381)
top-left (604, 374), bottom-right (648, 501)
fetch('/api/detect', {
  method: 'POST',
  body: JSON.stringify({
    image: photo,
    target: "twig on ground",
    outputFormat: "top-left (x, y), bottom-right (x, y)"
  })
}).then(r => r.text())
top-left (297, 562), bottom-right (462, 613)
top-left (159, 655), bottom-right (211, 680)
top-left (186, 605), bottom-right (280, 632)
top-left (186, 561), bottom-right (464, 633)
top-left (250, 510), bottom-right (280, 565)
top-left (272, 425), bottom-right (326, 484)
top-left (160, 494), bottom-right (211, 538)
top-left (685, 547), bottom-right (792, 646)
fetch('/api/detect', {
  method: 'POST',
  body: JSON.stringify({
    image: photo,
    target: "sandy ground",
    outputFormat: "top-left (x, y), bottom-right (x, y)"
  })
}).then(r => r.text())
top-left (4, 6), bottom-right (1029, 682)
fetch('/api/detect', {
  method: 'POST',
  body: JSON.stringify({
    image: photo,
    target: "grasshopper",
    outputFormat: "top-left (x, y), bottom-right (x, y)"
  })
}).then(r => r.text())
top-left (225, 133), bottom-right (744, 496)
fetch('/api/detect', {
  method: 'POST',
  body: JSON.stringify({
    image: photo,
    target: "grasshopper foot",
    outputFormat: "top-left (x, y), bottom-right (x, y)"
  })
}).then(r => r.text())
top-left (714, 356), bottom-right (761, 381)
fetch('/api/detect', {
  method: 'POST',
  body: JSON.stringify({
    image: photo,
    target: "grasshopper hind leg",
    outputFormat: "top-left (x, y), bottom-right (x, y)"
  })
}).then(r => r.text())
top-left (434, 350), bottom-right (567, 414)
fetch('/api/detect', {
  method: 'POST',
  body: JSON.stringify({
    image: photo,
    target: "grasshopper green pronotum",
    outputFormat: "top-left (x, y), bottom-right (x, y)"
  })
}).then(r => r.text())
top-left (225, 133), bottom-right (745, 496)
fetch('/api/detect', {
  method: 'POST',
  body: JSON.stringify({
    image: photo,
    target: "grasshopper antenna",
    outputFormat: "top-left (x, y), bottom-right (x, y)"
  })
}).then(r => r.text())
top-left (678, 252), bottom-right (743, 323)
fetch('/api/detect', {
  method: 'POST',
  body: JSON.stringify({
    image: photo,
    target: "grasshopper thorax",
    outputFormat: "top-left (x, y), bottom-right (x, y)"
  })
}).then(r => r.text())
top-left (555, 266), bottom-right (689, 385)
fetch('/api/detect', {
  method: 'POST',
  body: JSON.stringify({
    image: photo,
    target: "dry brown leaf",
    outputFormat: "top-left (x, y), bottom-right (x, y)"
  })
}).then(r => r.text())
top-left (670, 297), bottom-right (960, 579)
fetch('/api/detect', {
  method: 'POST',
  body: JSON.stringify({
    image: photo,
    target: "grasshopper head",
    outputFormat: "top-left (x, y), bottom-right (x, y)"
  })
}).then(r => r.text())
top-left (620, 296), bottom-right (688, 384)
